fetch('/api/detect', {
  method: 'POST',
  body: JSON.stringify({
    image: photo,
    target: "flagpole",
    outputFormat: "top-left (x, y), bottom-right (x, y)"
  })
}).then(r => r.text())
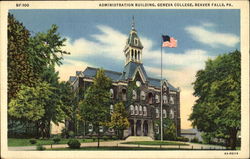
top-left (160, 36), bottom-right (163, 142)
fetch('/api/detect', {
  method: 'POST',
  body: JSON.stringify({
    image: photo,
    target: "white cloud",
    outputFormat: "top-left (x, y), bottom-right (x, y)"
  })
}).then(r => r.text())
top-left (185, 25), bottom-right (239, 48)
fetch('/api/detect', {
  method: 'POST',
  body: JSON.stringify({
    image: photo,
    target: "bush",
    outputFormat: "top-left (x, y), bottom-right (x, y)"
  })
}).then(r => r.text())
top-left (36, 144), bottom-right (46, 151)
top-left (103, 136), bottom-right (109, 141)
top-left (67, 139), bottom-right (81, 149)
top-left (92, 136), bottom-right (97, 142)
top-left (176, 136), bottom-right (189, 142)
top-left (29, 139), bottom-right (37, 144)
top-left (191, 137), bottom-right (199, 143)
top-left (111, 136), bottom-right (118, 140)
top-left (53, 136), bottom-right (61, 144)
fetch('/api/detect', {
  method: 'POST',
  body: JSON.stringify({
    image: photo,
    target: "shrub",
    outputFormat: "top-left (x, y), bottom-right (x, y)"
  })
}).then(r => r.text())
top-left (29, 139), bottom-right (37, 144)
top-left (176, 136), bottom-right (189, 142)
top-left (53, 136), bottom-right (61, 144)
top-left (111, 135), bottom-right (118, 140)
top-left (191, 137), bottom-right (199, 143)
top-left (103, 136), bottom-right (109, 141)
top-left (36, 144), bottom-right (46, 151)
top-left (67, 139), bottom-right (81, 149)
top-left (61, 128), bottom-right (68, 138)
top-left (92, 136), bottom-right (97, 142)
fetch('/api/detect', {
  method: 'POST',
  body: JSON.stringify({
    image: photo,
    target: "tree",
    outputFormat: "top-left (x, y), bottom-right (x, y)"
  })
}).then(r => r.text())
top-left (155, 118), bottom-right (176, 140)
top-left (79, 69), bottom-right (112, 147)
top-left (28, 24), bottom-right (69, 78)
top-left (189, 50), bottom-right (240, 150)
top-left (8, 82), bottom-right (66, 138)
top-left (109, 102), bottom-right (129, 139)
top-left (7, 13), bottom-right (36, 102)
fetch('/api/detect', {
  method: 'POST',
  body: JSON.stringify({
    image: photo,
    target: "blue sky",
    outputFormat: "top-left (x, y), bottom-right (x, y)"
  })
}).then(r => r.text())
top-left (10, 9), bottom-right (240, 128)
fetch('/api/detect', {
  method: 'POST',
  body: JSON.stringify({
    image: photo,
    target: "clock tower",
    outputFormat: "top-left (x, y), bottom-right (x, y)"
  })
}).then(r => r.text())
top-left (124, 17), bottom-right (144, 65)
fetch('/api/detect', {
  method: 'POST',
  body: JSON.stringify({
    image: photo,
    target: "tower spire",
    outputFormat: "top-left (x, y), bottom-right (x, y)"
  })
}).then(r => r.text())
top-left (132, 16), bottom-right (135, 30)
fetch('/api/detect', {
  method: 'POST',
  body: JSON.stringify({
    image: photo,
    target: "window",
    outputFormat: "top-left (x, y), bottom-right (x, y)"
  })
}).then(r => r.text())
top-left (163, 85), bottom-right (167, 91)
top-left (170, 109), bottom-right (174, 119)
top-left (140, 91), bottom-right (145, 100)
top-left (156, 108), bottom-right (159, 118)
top-left (132, 90), bottom-right (137, 100)
top-left (170, 96), bottom-right (175, 104)
top-left (155, 124), bottom-right (159, 134)
top-left (88, 123), bottom-right (93, 132)
top-left (110, 89), bottom-right (114, 98)
top-left (163, 109), bottom-right (167, 118)
top-left (130, 105), bottom-right (134, 115)
top-left (139, 105), bottom-right (143, 115)
top-left (110, 105), bottom-right (114, 114)
top-left (122, 89), bottom-right (126, 101)
top-left (143, 106), bottom-right (147, 116)
top-left (155, 94), bottom-right (160, 103)
top-left (135, 105), bottom-right (139, 115)
top-left (163, 95), bottom-right (168, 104)
top-left (108, 128), bottom-right (114, 132)
top-left (148, 92), bottom-right (153, 104)
top-left (134, 39), bottom-right (138, 45)
top-left (99, 126), bottom-right (103, 133)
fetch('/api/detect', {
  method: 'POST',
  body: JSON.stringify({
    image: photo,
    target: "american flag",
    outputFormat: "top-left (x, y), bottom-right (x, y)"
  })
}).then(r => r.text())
top-left (162, 35), bottom-right (177, 48)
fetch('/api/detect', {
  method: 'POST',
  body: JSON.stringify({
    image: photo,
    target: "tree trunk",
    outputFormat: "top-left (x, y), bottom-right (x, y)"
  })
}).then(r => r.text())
top-left (229, 129), bottom-right (237, 150)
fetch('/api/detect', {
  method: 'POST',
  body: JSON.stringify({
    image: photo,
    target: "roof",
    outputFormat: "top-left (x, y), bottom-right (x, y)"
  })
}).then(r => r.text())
top-left (76, 63), bottom-right (178, 91)
top-left (82, 67), bottom-right (122, 81)
top-left (119, 61), bottom-right (148, 80)
top-left (126, 30), bottom-right (143, 49)
top-left (69, 76), bottom-right (77, 83)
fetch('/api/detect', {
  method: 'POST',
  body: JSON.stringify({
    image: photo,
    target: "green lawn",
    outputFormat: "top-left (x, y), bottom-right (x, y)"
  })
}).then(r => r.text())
top-left (121, 141), bottom-right (189, 146)
top-left (46, 146), bottom-right (193, 151)
top-left (8, 138), bottom-right (105, 147)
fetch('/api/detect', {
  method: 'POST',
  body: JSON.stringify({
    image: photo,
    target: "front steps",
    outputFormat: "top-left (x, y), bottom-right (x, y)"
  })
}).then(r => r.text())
top-left (125, 136), bottom-right (154, 141)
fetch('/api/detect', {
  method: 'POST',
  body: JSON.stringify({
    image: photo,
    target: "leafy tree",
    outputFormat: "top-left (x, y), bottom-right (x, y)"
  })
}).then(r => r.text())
top-left (109, 102), bottom-right (129, 139)
top-left (8, 82), bottom-right (66, 138)
top-left (189, 50), bottom-right (240, 150)
top-left (7, 13), bottom-right (36, 101)
top-left (28, 24), bottom-right (69, 78)
top-left (79, 69), bottom-right (112, 147)
top-left (155, 118), bottom-right (177, 140)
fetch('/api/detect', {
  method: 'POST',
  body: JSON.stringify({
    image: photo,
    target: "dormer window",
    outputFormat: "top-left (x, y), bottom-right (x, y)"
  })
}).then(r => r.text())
top-left (134, 38), bottom-right (138, 45)
top-left (132, 90), bottom-right (137, 100)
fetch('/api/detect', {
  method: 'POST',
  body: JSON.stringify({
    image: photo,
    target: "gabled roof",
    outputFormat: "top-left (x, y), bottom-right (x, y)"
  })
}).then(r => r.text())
top-left (119, 61), bottom-right (148, 81)
top-left (147, 77), bottom-right (178, 91)
top-left (82, 67), bottom-right (122, 81)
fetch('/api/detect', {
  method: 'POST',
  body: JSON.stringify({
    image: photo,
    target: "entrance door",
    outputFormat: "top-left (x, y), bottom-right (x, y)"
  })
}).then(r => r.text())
top-left (136, 120), bottom-right (141, 136)
top-left (143, 121), bottom-right (148, 136)
top-left (129, 120), bottom-right (134, 136)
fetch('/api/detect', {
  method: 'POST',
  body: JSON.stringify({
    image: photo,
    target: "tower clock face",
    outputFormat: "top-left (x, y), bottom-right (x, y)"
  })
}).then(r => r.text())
top-left (136, 81), bottom-right (141, 87)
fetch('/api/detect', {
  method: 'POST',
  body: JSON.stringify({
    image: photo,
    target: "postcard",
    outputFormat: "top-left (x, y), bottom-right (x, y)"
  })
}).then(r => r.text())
top-left (0, 0), bottom-right (249, 159)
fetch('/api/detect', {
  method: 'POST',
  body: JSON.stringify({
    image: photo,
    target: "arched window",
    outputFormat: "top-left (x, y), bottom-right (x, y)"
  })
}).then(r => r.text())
top-left (130, 105), bottom-right (134, 115)
top-left (140, 91), bottom-right (145, 100)
top-left (110, 89), bottom-right (114, 98)
top-left (132, 90), bottom-right (137, 100)
top-left (148, 92), bottom-right (153, 104)
top-left (99, 126), bottom-right (103, 133)
top-left (163, 109), bottom-right (167, 118)
top-left (155, 94), bottom-right (159, 103)
top-left (131, 49), bottom-right (134, 60)
top-left (163, 85), bottom-right (167, 91)
top-left (139, 105), bottom-right (143, 115)
top-left (163, 95), bottom-right (168, 104)
top-left (155, 124), bottom-right (159, 134)
top-left (122, 89), bottom-right (126, 101)
top-left (135, 50), bottom-right (137, 60)
top-left (135, 105), bottom-right (139, 115)
top-left (156, 108), bottom-right (159, 118)
top-left (170, 96), bottom-right (175, 104)
top-left (143, 106), bottom-right (147, 116)
top-left (170, 109), bottom-right (174, 119)
top-left (88, 123), bottom-right (93, 132)
top-left (138, 51), bottom-right (140, 61)
top-left (110, 105), bottom-right (114, 114)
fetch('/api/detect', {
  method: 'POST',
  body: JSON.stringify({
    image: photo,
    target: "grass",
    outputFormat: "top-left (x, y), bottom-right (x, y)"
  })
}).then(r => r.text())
top-left (46, 146), bottom-right (194, 151)
top-left (121, 140), bottom-right (189, 146)
top-left (8, 138), bottom-right (107, 147)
